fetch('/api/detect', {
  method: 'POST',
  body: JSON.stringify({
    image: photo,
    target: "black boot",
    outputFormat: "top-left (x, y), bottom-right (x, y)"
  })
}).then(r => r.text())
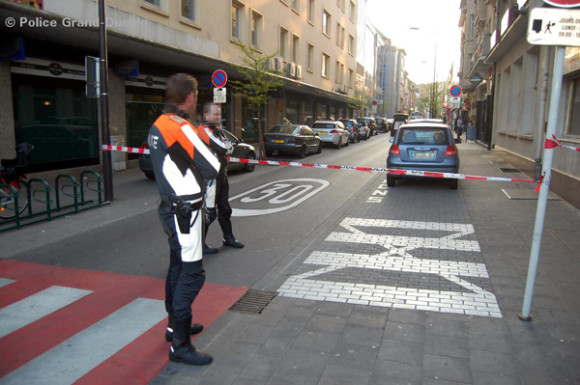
top-left (165, 303), bottom-right (204, 342)
top-left (221, 222), bottom-right (244, 248)
top-left (169, 316), bottom-right (213, 365)
top-left (203, 244), bottom-right (219, 255)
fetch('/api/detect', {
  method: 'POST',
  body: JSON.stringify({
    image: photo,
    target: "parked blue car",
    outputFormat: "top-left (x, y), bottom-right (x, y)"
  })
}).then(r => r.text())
top-left (386, 122), bottom-right (460, 189)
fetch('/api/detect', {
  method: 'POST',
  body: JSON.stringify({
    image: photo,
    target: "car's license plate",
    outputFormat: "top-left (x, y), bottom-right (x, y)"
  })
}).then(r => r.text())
top-left (272, 139), bottom-right (284, 143)
top-left (410, 150), bottom-right (435, 160)
top-left (317, 131), bottom-right (326, 135)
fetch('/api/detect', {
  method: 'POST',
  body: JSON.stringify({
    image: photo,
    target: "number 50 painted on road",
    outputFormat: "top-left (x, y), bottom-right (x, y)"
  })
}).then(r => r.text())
top-left (230, 178), bottom-right (329, 217)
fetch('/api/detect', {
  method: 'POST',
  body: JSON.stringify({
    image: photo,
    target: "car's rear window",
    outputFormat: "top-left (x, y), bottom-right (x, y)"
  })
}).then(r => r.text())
top-left (312, 123), bottom-right (335, 129)
top-left (400, 128), bottom-right (448, 145)
top-left (270, 125), bottom-right (297, 134)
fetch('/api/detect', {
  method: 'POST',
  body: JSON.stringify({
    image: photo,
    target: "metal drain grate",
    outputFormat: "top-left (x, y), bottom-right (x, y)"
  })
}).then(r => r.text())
top-left (229, 290), bottom-right (277, 314)
top-left (499, 167), bottom-right (521, 173)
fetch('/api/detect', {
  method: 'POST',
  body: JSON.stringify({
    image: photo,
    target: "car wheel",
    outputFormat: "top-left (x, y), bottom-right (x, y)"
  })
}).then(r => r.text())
top-left (449, 179), bottom-right (458, 189)
top-left (386, 175), bottom-right (396, 187)
top-left (243, 152), bottom-right (256, 172)
top-left (336, 139), bottom-right (342, 149)
top-left (144, 171), bottom-right (155, 180)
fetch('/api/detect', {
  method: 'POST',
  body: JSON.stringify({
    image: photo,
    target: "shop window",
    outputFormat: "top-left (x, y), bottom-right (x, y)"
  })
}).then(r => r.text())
top-left (11, 75), bottom-right (98, 171)
top-left (241, 101), bottom-right (265, 143)
top-left (125, 89), bottom-right (165, 160)
top-left (286, 96), bottom-right (299, 123)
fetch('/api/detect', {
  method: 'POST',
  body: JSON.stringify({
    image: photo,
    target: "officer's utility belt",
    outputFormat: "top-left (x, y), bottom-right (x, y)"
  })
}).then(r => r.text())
top-left (161, 193), bottom-right (203, 234)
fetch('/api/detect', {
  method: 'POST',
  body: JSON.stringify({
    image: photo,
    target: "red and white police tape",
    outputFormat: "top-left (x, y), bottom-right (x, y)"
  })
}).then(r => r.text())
top-left (102, 144), bottom-right (537, 184)
top-left (545, 134), bottom-right (580, 153)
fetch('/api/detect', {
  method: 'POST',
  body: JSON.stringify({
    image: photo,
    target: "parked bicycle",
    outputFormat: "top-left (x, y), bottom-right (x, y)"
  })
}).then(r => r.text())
top-left (0, 143), bottom-right (34, 219)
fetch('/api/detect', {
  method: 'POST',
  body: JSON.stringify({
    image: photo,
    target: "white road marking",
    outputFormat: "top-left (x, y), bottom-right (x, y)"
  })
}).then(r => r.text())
top-left (231, 178), bottom-right (329, 217)
top-left (0, 285), bottom-right (92, 338)
top-left (278, 217), bottom-right (502, 318)
top-left (1, 297), bottom-right (166, 385)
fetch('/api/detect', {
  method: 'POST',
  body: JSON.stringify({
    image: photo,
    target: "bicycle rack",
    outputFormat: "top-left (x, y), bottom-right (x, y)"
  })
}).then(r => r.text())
top-left (80, 170), bottom-right (103, 207)
top-left (55, 174), bottom-right (79, 213)
top-left (0, 170), bottom-right (105, 232)
top-left (28, 178), bottom-right (52, 221)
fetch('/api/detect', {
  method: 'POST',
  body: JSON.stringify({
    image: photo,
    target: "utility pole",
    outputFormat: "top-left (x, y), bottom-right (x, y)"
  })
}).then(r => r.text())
top-left (99, 0), bottom-right (113, 202)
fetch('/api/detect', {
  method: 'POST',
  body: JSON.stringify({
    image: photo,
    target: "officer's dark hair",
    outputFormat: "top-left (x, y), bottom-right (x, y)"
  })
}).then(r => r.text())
top-left (166, 73), bottom-right (198, 105)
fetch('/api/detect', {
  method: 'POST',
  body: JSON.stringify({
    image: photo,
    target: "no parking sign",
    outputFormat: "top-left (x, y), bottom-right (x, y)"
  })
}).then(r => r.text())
top-left (212, 69), bottom-right (227, 88)
top-left (449, 85), bottom-right (462, 97)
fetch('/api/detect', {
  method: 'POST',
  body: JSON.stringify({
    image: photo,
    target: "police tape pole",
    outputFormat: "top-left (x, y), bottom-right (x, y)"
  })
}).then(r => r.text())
top-left (519, 46), bottom-right (566, 321)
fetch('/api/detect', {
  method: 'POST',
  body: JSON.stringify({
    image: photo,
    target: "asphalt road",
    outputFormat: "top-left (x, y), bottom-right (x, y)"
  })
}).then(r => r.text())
top-left (3, 134), bottom-right (393, 290)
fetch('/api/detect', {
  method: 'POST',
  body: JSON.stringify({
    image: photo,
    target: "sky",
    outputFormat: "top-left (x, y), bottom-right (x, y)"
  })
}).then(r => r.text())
top-left (366, 0), bottom-right (463, 85)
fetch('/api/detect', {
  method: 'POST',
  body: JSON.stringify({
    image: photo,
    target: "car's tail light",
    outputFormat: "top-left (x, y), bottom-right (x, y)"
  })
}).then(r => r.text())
top-left (330, 130), bottom-right (338, 134)
top-left (390, 145), bottom-right (400, 156)
top-left (445, 146), bottom-right (457, 156)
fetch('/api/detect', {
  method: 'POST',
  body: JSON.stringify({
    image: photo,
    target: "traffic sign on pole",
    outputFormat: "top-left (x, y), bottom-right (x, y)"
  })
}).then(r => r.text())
top-left (527, 8), bottom-right (580, 46)
top-left (212, 69), bottom-right (227, 88)
top-left (449, 85), bottom-right (462, 97)
top-left (541, 0), bottom-right (580, 7)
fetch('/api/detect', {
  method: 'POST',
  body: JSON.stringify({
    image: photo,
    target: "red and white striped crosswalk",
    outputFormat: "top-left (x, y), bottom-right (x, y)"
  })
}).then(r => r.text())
top-left (0, 260), bottom-right (247, 385)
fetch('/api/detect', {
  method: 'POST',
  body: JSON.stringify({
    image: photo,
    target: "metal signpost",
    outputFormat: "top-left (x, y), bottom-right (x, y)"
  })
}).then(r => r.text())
top-left (520, 6), bottom-right (580, 320)
top-left (212, 69), bottom-right (227, 104)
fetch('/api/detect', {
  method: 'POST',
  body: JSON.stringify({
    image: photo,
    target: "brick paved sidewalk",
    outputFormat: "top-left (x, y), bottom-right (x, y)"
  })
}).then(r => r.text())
top-left (151, 142), bottom-right (580, 385)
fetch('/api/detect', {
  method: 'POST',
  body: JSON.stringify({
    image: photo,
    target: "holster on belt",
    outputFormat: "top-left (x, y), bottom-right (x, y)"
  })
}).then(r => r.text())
top-left (164, 194), bottom-right (203, 234)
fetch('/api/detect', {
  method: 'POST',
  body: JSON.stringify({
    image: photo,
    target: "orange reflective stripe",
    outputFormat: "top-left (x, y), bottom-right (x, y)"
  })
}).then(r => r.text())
top-left (153, 114), bottom-right (197, 159)
top-left (196, 125), bottom-right (211, 146)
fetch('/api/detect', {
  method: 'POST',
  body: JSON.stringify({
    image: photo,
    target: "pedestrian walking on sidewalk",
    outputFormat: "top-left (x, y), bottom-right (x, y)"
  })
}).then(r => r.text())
top-left (198, 103), bottom-right (244, 253)
top-left (148, 73), bottom-right (221, 366)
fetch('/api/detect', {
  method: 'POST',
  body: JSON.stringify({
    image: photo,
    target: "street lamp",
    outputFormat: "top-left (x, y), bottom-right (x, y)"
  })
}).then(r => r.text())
top-left (409, 27), bottom-right (437, 118)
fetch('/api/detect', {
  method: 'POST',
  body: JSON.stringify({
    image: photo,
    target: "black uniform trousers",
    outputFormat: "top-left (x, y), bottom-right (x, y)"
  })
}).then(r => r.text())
top-left (159, 204), bottom-right (206, 321)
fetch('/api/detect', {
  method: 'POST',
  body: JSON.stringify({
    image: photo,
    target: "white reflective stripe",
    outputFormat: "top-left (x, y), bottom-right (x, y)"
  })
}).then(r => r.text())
top-left (0, 278), bottom-right (15, 288)
top-left (181, 124), bottom-right (221, 172)
top-left (0, 286), bottom-right (92, 338)
top-left (1, 298), bottom-right (166, 385)
top-left (205, 179), bottom-right (217, 208)
top-left (174, 213), bottom-right (203, 262)
top-left (205, 127), bottom-right (233, 152)
top-left (161, 155), bottom-right (202, 197)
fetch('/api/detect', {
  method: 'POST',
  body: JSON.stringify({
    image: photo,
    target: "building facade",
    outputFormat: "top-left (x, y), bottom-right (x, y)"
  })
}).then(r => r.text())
top-left (0, 0), bottom-right (358, 175)
top-left (459, 0), bottom-right (580, 209)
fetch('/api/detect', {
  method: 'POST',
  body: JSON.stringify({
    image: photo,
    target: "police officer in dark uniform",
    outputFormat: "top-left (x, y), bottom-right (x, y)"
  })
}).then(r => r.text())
top-left (199, 103), bottom-right (244, 252)
top-left (148, 73), bottom-right (220, 366)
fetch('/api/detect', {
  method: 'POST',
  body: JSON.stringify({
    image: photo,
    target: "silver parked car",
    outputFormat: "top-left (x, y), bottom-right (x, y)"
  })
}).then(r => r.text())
top-left (311, 120), bottom-right (350, 149)
top-left (386, 122), bottom-right (460, 189)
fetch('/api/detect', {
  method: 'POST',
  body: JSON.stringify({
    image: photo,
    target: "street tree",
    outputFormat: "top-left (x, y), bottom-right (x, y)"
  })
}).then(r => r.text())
top-left (229, 43), bottom-right (283, 158)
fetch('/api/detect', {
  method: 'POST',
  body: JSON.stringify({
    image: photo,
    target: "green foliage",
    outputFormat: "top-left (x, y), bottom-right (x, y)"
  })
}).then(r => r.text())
top-left (229, 43), bottom-right (283, 110)
top-left (229, 43), bottom-right (284, 158)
